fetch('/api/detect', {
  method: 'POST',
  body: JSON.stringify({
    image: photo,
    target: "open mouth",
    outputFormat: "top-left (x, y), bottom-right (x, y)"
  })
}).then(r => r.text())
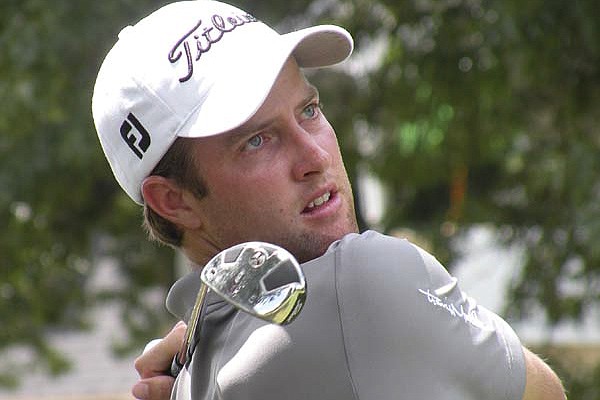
top-left (303, 191), bottom-right (332, 213)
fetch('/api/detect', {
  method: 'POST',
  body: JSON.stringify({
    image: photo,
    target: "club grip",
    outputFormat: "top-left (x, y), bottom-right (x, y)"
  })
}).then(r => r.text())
top-left (170, 354), bottom-right (183, 377)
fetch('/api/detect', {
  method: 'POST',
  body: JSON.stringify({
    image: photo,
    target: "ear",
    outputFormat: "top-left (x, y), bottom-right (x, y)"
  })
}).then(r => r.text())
top-left (141, 176), bottom-right (203, 230)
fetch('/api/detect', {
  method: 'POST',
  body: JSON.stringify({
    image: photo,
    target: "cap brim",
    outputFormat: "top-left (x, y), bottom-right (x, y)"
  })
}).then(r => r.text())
top-left (177, 25), bottom-right (353, 139)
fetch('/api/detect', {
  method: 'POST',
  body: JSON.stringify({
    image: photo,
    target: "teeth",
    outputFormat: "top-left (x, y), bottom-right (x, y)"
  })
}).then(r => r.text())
top-left (307, 192), bottom-right (331, 209)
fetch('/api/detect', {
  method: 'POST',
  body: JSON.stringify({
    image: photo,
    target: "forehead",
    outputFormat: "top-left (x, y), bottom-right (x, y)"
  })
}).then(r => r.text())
top-left (222, 59), bottom-right (318, 139)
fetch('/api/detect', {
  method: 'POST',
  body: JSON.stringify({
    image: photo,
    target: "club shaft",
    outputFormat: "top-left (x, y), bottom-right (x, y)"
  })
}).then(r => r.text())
top-left (172, 282), bottom-right (209, 375)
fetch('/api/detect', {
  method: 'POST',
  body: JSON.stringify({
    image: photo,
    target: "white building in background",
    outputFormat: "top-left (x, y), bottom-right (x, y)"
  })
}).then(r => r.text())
top-left (0, 258), bottom-right (157, 400)
top-left (0, 307), bottom-right (137, 400)
top-left (454, 226), bottom-right (600, 343)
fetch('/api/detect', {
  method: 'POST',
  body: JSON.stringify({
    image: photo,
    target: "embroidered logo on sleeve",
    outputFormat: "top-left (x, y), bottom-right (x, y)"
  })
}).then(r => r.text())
top-left (418, 289), bottom-right (491, 330)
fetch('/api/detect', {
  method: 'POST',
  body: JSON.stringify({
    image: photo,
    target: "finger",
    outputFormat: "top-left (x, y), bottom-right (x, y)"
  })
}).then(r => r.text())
top-left (132, 375), bottom-right (175, 400)
top-left (135, 321), bottom-right (187, 378)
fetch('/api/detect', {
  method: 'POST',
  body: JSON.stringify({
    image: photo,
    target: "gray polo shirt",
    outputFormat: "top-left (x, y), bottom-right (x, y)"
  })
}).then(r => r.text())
top-left (167, 231), bottom-right (526, 399)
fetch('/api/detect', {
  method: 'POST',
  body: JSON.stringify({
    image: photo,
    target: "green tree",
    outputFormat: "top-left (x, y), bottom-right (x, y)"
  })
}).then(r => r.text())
top-left (0, 0), bottom-right (177, 386)
top-left (1, 0), bottom-right (599, 396)
top-left (327, 0), bottom-right (600, 324)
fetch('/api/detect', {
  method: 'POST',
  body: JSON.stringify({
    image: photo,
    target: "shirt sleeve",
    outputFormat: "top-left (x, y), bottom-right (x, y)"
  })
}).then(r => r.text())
top-left (334, 231), bottom-right (526, 400)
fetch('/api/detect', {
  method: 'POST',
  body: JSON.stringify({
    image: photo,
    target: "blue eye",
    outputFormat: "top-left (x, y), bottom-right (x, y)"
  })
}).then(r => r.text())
top-left (247, 134), bottom-right (263, 148)
top-left (302, 103), bottom-right (319, 119)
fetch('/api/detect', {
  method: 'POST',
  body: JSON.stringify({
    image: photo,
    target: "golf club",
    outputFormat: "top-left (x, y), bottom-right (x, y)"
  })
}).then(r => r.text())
top-left (171, 242), bottom-right (307, 377)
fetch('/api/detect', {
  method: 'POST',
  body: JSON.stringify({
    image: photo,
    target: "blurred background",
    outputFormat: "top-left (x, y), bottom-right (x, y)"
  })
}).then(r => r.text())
top-left (1, 0), bottom-right (599, 398)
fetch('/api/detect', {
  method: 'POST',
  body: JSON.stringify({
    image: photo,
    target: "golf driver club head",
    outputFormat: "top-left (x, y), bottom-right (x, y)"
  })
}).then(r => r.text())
top-left (201, 242), bottom-right (307, 325)
top-left (170, 242), bottom-right (307, 377)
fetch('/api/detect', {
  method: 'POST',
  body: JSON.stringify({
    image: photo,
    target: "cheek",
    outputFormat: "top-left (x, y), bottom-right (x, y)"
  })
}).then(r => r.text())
top-left (209, 170), bottom-right (289, 212)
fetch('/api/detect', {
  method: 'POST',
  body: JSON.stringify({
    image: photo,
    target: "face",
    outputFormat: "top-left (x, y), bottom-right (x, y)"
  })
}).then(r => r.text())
top-left (184, 58), bottom-right (358, 263)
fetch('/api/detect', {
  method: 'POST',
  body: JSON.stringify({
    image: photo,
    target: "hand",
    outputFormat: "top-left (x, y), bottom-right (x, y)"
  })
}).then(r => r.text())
top-left (132, 321), bottom-right (187, 400)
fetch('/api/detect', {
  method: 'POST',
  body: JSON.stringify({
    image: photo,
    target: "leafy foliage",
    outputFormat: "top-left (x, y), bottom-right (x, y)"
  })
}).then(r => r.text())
top-left (1, 0), bottom-right (599, 395)
top-left (0, 0), bottom-right (176, 382)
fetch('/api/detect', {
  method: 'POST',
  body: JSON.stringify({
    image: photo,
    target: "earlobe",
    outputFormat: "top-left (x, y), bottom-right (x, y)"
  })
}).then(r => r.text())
top-left (141, 176), bottom-right (203, 230)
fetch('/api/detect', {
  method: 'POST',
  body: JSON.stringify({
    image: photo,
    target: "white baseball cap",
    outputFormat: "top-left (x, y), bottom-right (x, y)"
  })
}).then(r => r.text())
top-left (92, 0), bottom-right (353, 204)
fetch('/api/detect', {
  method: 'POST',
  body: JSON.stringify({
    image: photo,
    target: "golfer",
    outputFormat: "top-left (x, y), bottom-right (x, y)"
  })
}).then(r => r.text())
top-left (92, 1), bottom-right (566, 399)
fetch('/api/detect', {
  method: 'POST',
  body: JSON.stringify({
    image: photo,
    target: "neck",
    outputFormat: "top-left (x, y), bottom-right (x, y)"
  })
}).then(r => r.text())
top-left (180, 230), bottom-right (222, 269)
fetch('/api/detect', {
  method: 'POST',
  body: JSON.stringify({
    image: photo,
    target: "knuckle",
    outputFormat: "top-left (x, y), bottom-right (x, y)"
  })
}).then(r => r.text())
top-left (134, 355), bottom-right (151, 377)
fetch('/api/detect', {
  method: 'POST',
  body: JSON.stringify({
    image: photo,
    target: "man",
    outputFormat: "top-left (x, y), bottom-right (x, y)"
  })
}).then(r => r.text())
top-left (92, 1), bottom-right (566, 399)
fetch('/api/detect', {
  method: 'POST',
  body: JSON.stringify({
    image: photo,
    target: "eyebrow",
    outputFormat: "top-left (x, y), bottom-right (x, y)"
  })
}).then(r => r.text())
top-left (304, 84), bottom-right (320, 107)
top-left (224, 83), bottom-right (320, 146)
top-left (303, 84), bottom-right (320, 106)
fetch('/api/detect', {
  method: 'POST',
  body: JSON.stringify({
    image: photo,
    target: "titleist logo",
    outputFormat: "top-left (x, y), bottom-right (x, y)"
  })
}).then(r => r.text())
top-left (168, 13), bottom-right (258, 82)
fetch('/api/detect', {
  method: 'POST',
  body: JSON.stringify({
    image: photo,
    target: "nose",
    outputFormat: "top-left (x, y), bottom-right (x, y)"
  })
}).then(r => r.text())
top-left (290, 126), bottom-right (332, 181)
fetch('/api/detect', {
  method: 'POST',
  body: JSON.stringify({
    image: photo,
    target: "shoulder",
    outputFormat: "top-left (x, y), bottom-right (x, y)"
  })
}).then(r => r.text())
top-left (330, 231), bottom-right (528, 399)
top-left (330, 230), bottom-right (421, 265)
top-left (329, 230), bottom-right (452, 290)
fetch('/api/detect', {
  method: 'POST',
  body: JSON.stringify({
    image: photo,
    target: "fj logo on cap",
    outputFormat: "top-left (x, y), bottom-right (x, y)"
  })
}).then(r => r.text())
top-left (168, 12), bottom-right (258, 82)
top-left (120, 113), bottom-right (151, 159)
